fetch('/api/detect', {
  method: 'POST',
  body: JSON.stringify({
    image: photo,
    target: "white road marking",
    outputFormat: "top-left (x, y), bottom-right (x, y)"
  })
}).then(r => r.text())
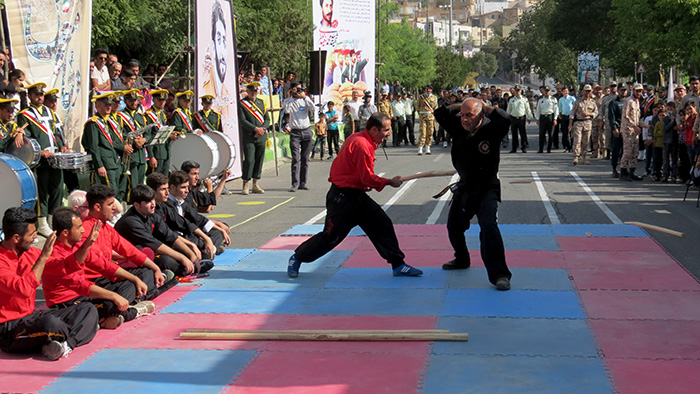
top-left (426, 173), bottom-right (460, 224)
top-left (569, 171), bottom-right (623, 224)
top-left (304, 172), bottom-right (386, 225)
top-left (433, 153), bottom-right (445, 162)
top-left (531, 171), bottom-right (561, 225)
top-left (382, 177), bottom-right (418, 210)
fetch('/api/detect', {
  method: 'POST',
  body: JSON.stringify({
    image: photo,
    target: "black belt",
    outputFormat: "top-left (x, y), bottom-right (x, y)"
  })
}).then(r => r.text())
top-left (512, 116), bottom-right (526, 120)
top-left (540, 114), bottom-right (553, 118)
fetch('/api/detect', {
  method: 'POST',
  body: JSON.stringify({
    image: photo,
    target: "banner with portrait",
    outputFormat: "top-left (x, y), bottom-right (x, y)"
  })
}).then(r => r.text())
top-left (5, 0), bottom-right (91, 151)
top-left (313, 0), bottom-right (375, 106)
top-left (577, 52), bottom-right (600, 84)
top-left (195, 0), bottom-right (242, 178)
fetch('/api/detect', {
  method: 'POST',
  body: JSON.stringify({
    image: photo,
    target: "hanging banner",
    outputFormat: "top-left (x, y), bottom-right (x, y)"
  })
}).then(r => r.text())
top-left (5, 0), bottom-right (91, 151)
top-left (195, 0), bottom-right (242, 178)
top-left (313, 0), bottom-right (375, 105)
top-left (577, 52), bottom-right (600, 84)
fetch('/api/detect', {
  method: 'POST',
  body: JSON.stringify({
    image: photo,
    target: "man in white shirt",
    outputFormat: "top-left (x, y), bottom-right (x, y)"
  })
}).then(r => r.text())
top-left (346, 90), bottom-right (362, 131)
top-left (535, 85), bottom-right (559, 153)
top-left (91, 49), bottom-right (110, 91)
top-left (282, 82), bottom-right (315, 191)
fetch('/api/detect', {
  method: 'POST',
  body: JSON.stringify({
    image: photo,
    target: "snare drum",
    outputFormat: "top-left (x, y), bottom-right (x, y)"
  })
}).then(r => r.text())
top-left (6, 137), bottom-right (41, 168)
top-left (48, 152), bottom-right (86, 170)
top-left (170, 133), bottom-right (220, 178)
top-left (207, 131), bottom-right (236, 175)
top-left (0, 153), bottom-right (38, 214)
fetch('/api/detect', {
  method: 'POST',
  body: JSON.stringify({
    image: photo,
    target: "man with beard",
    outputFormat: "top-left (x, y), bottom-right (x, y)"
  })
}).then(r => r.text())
top-left (116, 89), bottom-right (149, 191)
top-left (202, 0), bottom-right (232, 120)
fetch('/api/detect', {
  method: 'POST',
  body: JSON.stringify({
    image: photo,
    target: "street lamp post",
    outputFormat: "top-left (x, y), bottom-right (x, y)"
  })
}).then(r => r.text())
top-left (439, 2), bottom-right (453, 49)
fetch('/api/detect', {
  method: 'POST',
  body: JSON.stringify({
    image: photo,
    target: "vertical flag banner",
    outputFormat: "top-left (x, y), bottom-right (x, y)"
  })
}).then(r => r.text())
top-left (6, 0), bottom-right (91, 151)
top-left (577, 52), bottom-right (600, 84)
top-left (313, 0), bottom-right (376, 105)
top-left (195, 0), bottom-right (242, 178)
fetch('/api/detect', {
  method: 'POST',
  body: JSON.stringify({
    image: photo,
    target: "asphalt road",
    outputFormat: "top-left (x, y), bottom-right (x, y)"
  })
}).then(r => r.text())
top-left (212, 124), bottom-right (700, 279)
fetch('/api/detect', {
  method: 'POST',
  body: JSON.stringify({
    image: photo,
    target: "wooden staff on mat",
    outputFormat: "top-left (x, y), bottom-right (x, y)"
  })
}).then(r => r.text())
top-left (180, 329), bottom-right (468, 342)
top-left (400, 170), bottom-right (456, 182)
top-left (624, 221), bottom-right (684, 238)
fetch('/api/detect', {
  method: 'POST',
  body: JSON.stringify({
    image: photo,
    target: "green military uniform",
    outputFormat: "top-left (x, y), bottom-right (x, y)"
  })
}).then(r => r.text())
top-left (145, 106), bottom-right (171, 176)
top-left (169, 107), bottom-right (194, 134)
top-left (107, 112), bottom-right (128, 200)
top-left (81, 114), bottom-right (121, 191)
top-left (238, 95), bottom-right (270, 181)
top-left (116, 107), bottom-right (149, 193)
top-left (0, 120), bottom-right (18, 152)
top-left (16, 104), bottom-right (65, 217)
top-left (192, 109), bottom-right (222, 132)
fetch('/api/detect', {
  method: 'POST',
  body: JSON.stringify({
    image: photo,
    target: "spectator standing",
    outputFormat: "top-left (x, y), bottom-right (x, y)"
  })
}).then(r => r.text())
top-left (311, 112), bottom-right (327, 160)
top-left (391, 93), bottom-right (406, 146)
top-left (618, 83), bottom-right (644, 181)
top-left (404, 92), bottom-right (416, 145)
top-left (661, 102), bottom-right (680, 183)
top-left (506, 85), bottom-right (532, 153)
top-left (109, 62), bottom-right (124, 90)
top-left (535, 85), bottom-right (559, 153)
top-left (357, 91), bottom-right (377, 133)
top-left (342, 104), bottom-right (355, 140)
top-left (260, 65), bottom-right (270, 95)
top-left (282, 82), bottom-right (315, 191)
top-left (345, 90), bottom-right (362, 130)
top-left (557, 87), bottom-right (575, 152)
top-left (126, 59), bottom-right (152, 91)
top-left (91, 49), bottom-right (110, 91)
top-left (156, 64), bottom-right (173, 90)
top-left (325, 101), bottom-right (340, 159)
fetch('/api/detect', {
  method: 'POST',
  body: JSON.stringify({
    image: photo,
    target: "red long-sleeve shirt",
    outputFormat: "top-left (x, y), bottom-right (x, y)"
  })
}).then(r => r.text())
top-left (42, 242), bottom-right (120, 307)
top-left (80, 215), bottom-right (147, 280)
top-left (328, 130), bottom-right (389, 191)
top-left (0, 245), bottom-right (41, 323)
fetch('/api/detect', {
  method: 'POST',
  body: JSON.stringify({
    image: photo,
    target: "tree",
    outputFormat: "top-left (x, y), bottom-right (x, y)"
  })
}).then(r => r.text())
top-left (471, 51), bottom-right (498, 78)
top-left (432, 47), bottom-right (472, 90)
top-left (379, 22), bottom-right (436, 90)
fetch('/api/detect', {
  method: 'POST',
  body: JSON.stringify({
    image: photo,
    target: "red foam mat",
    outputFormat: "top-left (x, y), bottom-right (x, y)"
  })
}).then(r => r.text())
top-left (606, 359), bottom-right (700, 394)
top-left (569, 266), bottom-right (700, 291)
top-left (227, 350), bottom-right (426, 394)
top-left (562, 250), bottom-right (681, 269)
top-left (557, 237), bottom-right (666, 252)
top-left (504, 250), bottom-right (567, 268)
top-left (259, 236), bottom-right (364, 251)
top-left (579, 290), bottom-right (700, 320)
top-left (590, 319), bottom-right (700, 360)
top-left (342, 249), bottom-right (463, 268)
top-left (394, 224), bottom-right (448, 237)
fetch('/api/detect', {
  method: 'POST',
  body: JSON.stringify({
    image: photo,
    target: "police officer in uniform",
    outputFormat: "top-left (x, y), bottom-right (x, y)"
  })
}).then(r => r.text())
top-left (145, 89), bottom-right (174, 176)
top-left (238, 81), bottom-right (270, 195)
top-left (416, 85), bottom-right (438, 155)
top-left (81, 92), bottom-right (123, 197)
top-left (16, 82), bottom-right (68, 237)
top-left (535, 85), bottom-right (559, 153)
top-left (193, 95), bottom-right (222, 132)
top-left (116, 89), bottom-right (150, 194)
top-left (569, 84), bottom-right (598, 165)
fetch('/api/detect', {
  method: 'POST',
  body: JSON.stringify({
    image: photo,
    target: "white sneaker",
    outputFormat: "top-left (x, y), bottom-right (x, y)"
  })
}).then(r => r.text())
top-left (42, 340), bottom-right (72, 361)
top-left (418, 146), bottom-right (423, 155)
top-left (425, 145), bottom-right (432, 155)
top-left (37, 217), bottom-right (52, 238)
top-left (443, 141), bottom-right (448, 148)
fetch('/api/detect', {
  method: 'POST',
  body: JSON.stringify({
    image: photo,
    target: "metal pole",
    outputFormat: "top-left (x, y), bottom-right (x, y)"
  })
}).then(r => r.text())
top-left (449, 0), bottom-right (453, 49)
top-left (0, 5), bottom-right (8, 79)
top-left (267, 67), bottom-right (279, 176)
top-left (187, 0), bottom-right (192, 90)
top-left (377, 0), bottom-right (381, 83)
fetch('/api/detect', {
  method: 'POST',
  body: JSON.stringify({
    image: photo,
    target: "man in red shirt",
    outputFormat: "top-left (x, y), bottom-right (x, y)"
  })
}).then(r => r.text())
top-left (43, 208), bottom-right (155, 330)
top-left (288, 113), bottom-right (423, 277)
top-left (0, 208), bottom-right (98, 360)
top-left (81, 185), bottom-right (165, 300)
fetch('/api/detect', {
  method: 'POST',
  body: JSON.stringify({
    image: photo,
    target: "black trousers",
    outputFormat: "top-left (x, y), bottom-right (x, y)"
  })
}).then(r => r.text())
top-left (93, 266), bottom-right (158, 303)
top-left (185, 227), bottom-right (225, 260)
top-left (53, 295), bottom-right (137, 322)
top-left (610, 135), bottom-right (623, 170)
top-left (447, 186), bottom-right (511, 285)
top-left (327, 129), bottom-right (340, 156)
top-left (0, 302), bottom-right (98, 353)
top-left (391, 118), bottom-right (406, 146)
top-left (538, 115), bottom-right (554, 152)
top-left (154, 254), bottom-right (188, 277)
top-left (295, 185), bottom-right (405, 268)
top-left (557, 115), bottom-right (571, 150)
top-left (405, 117), bottom-right (415, 144)
top-left (289, 128), bottom-right (313, 187)
top-left (510, 117), bottom-right (528, 150)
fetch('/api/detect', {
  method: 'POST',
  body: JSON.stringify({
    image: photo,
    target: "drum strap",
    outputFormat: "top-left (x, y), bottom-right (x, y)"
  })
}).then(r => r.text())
top-left (194, 111), bottom-right (216, 133)
top-left (175, 109), bottom-right (193, 131)
top-left (107, 118), bottom-right (124, 142)
top-left (241, 99), bottom-right (265, 124)
top-left (92, 117), bottom-right (113, 146)
top-left (22, 108), bottom-right (57, 146)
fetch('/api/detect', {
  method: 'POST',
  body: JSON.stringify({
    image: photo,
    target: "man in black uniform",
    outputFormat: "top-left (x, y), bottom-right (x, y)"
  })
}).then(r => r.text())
top-left (434, 98), bottom-right (513, 290)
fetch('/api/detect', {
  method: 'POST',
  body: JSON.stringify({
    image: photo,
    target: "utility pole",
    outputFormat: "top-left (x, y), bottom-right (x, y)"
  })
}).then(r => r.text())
top-left (449, 0), bottom-right (453, 49)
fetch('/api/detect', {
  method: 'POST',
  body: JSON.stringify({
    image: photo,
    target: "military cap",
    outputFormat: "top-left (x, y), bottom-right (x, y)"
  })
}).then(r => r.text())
top-left (200, 94), bottom-right (215, 102)
top-left (150, 89), bottom-right (169, 100)
top-left (244, 82), bottom-right (262, 90)
top-left (645, 84), bottom-right (655, 90)
top-left (0, 97), bottom-right (19, 109)
top-left (610, 81), bottom-right (618, 87)
top-left (618, 85), bottom-right (629, 91)
top-left (112, 90), bottom-right (124, 99)
top-left (44, 88), bottom-right (59, 97)
top-left (425, 84), bottom-right (433, 90)
top-left (674, 85), bottom-right (686, 91)
top-left (363, 91), bottom-right (372, 98)
top-left (659, 86), bottom-right (668, 92)
top-left (176, 90), bottom-right (194, 100)
top-left (632, 83), bottom-right (644, 91)
top-left (583, 84), bottom-right (592, 91)
top-left (123, 89), bottom-right (140, 100)
top-left (91, 91), bottom-right (117, 104)
top-left (543, 85), bottom-right (552, 91)
top-left (513, 85), bottom-right (522, 90)
top-left (25, 82), bottom-right (47, 95)
top-left (380, 88), bottom-right (388, 95)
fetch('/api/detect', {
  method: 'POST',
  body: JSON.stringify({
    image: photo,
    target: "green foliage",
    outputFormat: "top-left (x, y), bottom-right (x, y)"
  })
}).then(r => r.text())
top-left (379, 22), bottom-right (436, 90)
top-left (471, 51), bottom-right (498, 78)
top-left (432, 46), bottom-right (472, 90)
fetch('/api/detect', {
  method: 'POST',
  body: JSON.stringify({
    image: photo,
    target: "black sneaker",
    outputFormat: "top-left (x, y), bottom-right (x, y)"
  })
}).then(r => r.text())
top-left (442, 259), bottom-right (471, 270)
top-left (496, 277), bottom-right (511, 291)
top-left (199, 259), bottom-right (214, 274)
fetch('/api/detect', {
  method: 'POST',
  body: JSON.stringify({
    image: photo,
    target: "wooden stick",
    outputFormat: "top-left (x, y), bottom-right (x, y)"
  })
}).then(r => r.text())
top-left (624, 221), bottom-right (684, 238)
top-left (179, 331), bottom-right (468, 342)
top-left (400, 170), bottom-right (457, 182)
top-left (185, 329), bottom-right (450, 334)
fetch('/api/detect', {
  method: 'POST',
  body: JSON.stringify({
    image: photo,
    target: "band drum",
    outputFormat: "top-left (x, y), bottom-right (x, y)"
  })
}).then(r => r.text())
top-left (170, 133), bottom-right (220, 178)
top-left (5, 137), bottom-right (41, 168)
top-left (0, 153), bottom-right (38, 215)
top-left (207, 131), bottom-right (236, 175)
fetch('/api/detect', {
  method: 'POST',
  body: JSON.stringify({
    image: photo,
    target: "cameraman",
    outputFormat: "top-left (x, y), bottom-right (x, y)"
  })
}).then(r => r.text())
top-left (282, 82), bottom-right (315, 191)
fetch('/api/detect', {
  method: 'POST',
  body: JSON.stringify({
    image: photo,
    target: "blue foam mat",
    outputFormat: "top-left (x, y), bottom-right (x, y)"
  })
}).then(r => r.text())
top-left (422, 354), bottom-right (611, 394)
top-left (434, 317), bottom-right (598, 357)
top-left (464, 235), bottom-right (560, 251)
top-left (213, 248), bottom-right (257, 265)
top-left (550, 223), bottom-right (647, 237)
top-left (324, 267), bottom-right (448, 289)
top-left (442, 289), bottom-right (584, 318)
top-left (161, 288), bottom-right (316, 314)
top-left (199, 266), bottom-right (337, 289)
top-left (447, 268), bottom-right (573, 291)
top-left (297, 288), bottom-right (444, 316)
top-left (282, 224), bottom-right (366, 236)
top-left (41, 349), bottom-right (257, 394)
top-left (233, 250), bottom-right (352, 270)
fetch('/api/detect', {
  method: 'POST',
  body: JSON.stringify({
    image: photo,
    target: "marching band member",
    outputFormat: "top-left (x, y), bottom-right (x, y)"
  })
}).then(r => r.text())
top-left (145, 89), bottom-right (175, 176)
top-left (81, 92), bottom-right (122, 200)
top-left (192, 94), bottom-right (222, 133)
top-left (116, 89), bottom-right (150, 194)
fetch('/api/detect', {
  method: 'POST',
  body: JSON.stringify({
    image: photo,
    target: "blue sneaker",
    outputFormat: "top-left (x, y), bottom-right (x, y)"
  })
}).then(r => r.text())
top-left (287, 254), bottom-right (302, 278)
top-left (392, 264), bottom-right (423, 277)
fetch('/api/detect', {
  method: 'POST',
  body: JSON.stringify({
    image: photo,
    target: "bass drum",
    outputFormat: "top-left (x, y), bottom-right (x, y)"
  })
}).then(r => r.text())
top-left (0, 153), bottom-right (38, 216)
top-left (5, 137), bottom-right (41, 168)
top-left (207, 131), bottom-right (236, 175)
top-left (170, 133), bottom-right (220, 178)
